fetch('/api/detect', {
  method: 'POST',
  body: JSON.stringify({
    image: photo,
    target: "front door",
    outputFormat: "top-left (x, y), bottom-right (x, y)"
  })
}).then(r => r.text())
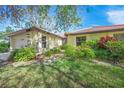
top-left (42, 36), bottom-right (47, 48)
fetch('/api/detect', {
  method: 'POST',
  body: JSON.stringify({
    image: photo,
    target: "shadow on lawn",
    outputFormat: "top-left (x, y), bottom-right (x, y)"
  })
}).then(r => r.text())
top-left (32, 63), bottom-right (86, 88)
top-left (47, 64), bottom-right (86, 87)
top-left (0, 70), bottom-right (21, 87)
top-left (0, 62), bottom-right (87, 88)
top-left (38, 62), bottom-right (120, 88)
top-left (0, 60), bottom-right (118, 88)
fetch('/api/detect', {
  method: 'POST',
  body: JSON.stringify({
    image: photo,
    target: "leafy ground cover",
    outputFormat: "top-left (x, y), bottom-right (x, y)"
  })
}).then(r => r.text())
top-left (0, 59), bottom-right (124, 88)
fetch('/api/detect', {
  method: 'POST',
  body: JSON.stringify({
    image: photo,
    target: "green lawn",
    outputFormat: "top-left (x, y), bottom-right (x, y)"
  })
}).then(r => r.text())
top-left (0, 59), bottom-right (124, 88)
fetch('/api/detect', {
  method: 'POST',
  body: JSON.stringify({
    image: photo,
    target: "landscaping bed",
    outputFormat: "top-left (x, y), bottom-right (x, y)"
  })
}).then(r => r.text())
top-left (11, 53), bottom-right (64, 67)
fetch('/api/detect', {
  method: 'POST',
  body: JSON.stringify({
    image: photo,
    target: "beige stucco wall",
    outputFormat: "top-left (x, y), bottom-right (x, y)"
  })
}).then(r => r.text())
top-left (33, 30), bottom-right (62, 52)
top-left (10, 29), bottom-right (63, 53)
top-left (67, 30), bottom-right (124, 46)
top-left (10, 31), bottom-right (34, 50)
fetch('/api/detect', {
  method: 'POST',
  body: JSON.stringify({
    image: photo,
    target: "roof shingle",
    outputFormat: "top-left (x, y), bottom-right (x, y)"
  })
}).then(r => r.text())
top-left (8, 26), bottom-right (65, 38)
top-left (65, 24), bottom-right (124, 35)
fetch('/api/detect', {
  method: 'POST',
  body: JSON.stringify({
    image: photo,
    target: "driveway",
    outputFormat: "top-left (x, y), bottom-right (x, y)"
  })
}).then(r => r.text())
top-left (0, 52), bottom-right (11, 67)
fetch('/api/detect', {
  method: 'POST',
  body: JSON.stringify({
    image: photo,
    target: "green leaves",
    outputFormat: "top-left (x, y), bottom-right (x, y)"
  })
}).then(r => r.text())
top-left (55, 6), bottom-right (81, 31)
top-left (5, 26), bottom-right (14, 33)
top-left (0, 6), bottom-right (82, 32)
top-left (0, 26), bottom-right (14, 43)
top-left (0, 42), bottom-right (9, 53)
top-left (25, 5), bottom-right (81, 32)
top-left (13, 47), bottom-right (36, 62)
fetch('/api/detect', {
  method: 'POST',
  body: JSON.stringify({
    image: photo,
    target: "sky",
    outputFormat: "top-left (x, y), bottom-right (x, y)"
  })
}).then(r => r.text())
top-left (77, 5), bottom-right (124, 29)
top-left (1, 5), bottom-right (124, 32)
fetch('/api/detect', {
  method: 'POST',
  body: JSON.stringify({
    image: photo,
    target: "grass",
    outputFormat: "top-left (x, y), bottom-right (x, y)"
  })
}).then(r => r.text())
top-left (0, 59), bottom-right (124, 88)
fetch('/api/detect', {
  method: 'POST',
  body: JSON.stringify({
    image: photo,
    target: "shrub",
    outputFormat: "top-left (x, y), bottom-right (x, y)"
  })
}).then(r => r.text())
top-left (51, 47), bottom-right (61, 54)
top-left (84, 36), bottom-right (118, 61)
top-left (13, 47), bottom-right (36, 62)
top-left (82, 40), bottom-right (111, 60)
top-left (106, 41), bottom-right (124, 63)
top-left (78, 38), bottom-right (124, 64)
top-left (99, 36), bottom-right (117, 48)
top-left (44, 50), bottom-right (53, 57)
top-left (64, 44), bottom-right (96, 60)
top-left (64, 45), bottom-right (77, 58)
top-left (60, 44), bottom-right (70, 50)
top-left (94, 48), bottom-right (110, 60)
top-left (84, 40), bottom-right (98, 49)
top-left (44, 47), bottom-right (61, 57)
top-left (77, 45), bottom-right (96, 59)
top-left (0, 42), bottom-right (9, 53)
top-left (9, 49), bottom-right (18, 61)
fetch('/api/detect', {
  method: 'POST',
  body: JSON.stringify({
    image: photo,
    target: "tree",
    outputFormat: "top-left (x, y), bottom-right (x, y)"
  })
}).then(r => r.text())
top-left (0, 5), bottom-right (84, 32)
top-left (5, 26), bottom-right (14, 33)
top-left (24, 5), bottom-right (51, 28)
top-left (0, 6), bottom-right (25, 23)
top-left (0, 32), bottom-right (5, 42)
top-left (55, 6), bottom-right (81, 32)
top-left (0, 26), bottom-right (14, 42)
top-left (5, 26), bottom-right (14, 42)
top-left (24, 6), bottom-right (81, 32)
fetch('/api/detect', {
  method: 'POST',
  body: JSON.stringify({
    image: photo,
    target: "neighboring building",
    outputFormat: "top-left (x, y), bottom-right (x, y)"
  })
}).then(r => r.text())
top-left (65, 24), bottom-right (124, 46)
top-left (8, 26), bottom-right (65, 53)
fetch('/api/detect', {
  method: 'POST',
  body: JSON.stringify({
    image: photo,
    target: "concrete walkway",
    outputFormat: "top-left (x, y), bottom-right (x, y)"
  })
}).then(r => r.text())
top-left (0, 52), bottom-right (11, 67)
top-left (92, 59), bottom-right (112, 66)
top-left (92, 59), bottom-right (124, 69)
top-left (0, 52), bottom-right (10, 61)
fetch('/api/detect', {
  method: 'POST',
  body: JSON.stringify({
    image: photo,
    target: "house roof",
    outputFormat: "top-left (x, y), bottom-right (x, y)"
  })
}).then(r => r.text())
top-left (65, 24), bottom-right (124, 35)
top-left (8, 26), bottom-right (65, 39)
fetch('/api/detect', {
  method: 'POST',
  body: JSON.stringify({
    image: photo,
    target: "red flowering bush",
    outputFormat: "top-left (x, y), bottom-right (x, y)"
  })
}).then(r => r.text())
top-left (99, 36), bottom-right (117, 48)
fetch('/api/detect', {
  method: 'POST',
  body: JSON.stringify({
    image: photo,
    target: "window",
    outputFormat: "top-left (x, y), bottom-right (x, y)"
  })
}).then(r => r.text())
top-left (42, 36), bottom-right (46, 48)
top-left (113, 33), bottom-right (124, 40)
top-left (76, 36), bottom-right (86, 46)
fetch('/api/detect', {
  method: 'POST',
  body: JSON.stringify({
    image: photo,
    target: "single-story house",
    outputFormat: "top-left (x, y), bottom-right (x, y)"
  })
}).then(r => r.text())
top-left (8, 26), bottom-right (65, 53)
top-left (8, 24), bottom-right (124, 52)
top-left (65, 24), bottom-right (124, 46)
